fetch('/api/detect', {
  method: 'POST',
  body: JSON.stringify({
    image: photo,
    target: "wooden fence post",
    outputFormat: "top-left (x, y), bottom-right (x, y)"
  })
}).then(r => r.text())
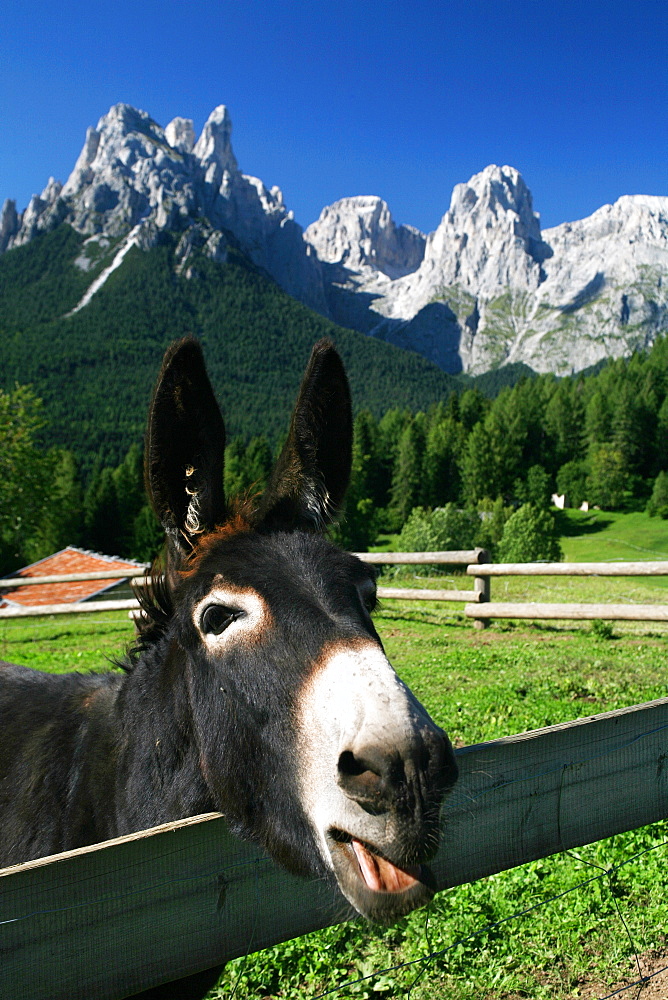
top-left (472, 548), bottom-right (490, 630)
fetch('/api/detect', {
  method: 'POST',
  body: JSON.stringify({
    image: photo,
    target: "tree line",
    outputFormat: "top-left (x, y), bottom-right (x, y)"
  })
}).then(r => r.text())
top-left (4, 334), bottom-right (668, 573)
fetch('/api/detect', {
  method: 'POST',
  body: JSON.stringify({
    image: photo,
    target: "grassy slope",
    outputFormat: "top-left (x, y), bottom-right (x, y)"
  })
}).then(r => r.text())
top-left (3, 510), bottom-right (668, 998)
top-left (560, 509), bottom-right (668, 561)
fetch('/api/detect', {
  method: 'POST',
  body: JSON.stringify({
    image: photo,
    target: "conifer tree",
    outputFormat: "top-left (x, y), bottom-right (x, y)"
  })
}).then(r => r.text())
top-left (112, 443), bottom-right (145, 554)
top-left (586, 443), bottom-right (628, 509)
top-left (243, 436), bottom-right (273, 493)
top-left (388, 416), bottom-right (426, 528)
top-left (331, 412), bottom-right (380, 551)
top-left (423, 416), bottom-right (465, 507)
top-left (647, 470), bottom-right (668, 518)
top-left (556, 460), bottom-right (589, 509)
top-left (83, 467), bottom-right (121, 555)
top-left (544, 378), bottom-right (586, 467)
top-left (0, 386), bottom-right (55, 570)
top-left (375, 408), bottom-right (412, 513)
top-left (24, 449), bottom-right (82, 562)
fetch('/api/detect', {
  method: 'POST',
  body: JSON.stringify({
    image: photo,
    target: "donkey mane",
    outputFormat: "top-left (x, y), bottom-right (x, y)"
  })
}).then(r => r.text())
top-left (126, 565), bottom-right (175, 667)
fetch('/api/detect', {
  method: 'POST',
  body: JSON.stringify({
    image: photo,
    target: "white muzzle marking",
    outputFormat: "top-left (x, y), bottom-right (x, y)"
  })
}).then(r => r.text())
top-left (297, 640), bottom-right (435, 869)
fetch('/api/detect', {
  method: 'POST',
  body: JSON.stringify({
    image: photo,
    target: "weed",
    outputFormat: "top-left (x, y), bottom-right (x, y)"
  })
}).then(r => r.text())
top-left (591, 619), bottom-right (615, 641)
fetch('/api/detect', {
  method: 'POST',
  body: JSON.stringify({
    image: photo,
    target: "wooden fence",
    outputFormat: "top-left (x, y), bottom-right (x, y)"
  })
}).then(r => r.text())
top-left (3, 553), bottom-right (668, 628)
top-left (464, 560), bottom-right (668, 624)
top-left (3, 695), bottom-right (668, 998)
top-left (0, 550), bottom-right (492, 623)
top-left (359, 549), bottom-right (490, 625)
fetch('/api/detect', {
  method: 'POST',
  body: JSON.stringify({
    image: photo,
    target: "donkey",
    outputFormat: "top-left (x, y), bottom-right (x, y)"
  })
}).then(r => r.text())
top-left (0, 338), bottom-right (457, 999)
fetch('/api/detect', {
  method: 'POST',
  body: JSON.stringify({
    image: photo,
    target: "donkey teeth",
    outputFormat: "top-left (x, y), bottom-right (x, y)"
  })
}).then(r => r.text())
top-left (350, 838), bottom-right (421, 894)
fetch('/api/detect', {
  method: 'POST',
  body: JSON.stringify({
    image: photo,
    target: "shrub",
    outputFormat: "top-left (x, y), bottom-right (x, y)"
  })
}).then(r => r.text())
top-left (496, 503), bottom-right (562, 563)
top-left (475, 496), bottom-right (514, 557)
top-left (591, 619), bottom-right (614, 640)
top-left (646, 470), bottom-right (668, 519)
top-left (396, 504), bottom-right (479, 573)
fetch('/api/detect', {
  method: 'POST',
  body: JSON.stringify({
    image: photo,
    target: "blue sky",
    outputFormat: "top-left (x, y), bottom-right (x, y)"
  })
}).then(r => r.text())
top-left (2, 0), bottom-right (667, 234)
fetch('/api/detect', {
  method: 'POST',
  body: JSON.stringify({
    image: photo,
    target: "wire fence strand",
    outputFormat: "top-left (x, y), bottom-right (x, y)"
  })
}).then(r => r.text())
top-left (308, 836), bottom-right (668, 999)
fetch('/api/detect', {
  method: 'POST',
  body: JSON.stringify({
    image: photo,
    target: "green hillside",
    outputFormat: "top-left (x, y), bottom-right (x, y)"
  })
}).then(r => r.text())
top-left (559, 508), bottom-right (668, 562)
top-left (0, 225), bottom-right (463, 473)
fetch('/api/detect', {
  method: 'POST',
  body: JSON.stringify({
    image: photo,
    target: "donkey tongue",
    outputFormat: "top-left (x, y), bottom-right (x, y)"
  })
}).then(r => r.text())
top-left (351, 838), bottom-right (422, 893)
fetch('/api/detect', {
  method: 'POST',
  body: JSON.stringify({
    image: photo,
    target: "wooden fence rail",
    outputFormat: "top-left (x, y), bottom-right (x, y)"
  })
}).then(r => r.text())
top-left (0, 599), bottom-right (141, 618)
top-left (0, 569), bottom-right (149, 588)
top-left (466, 602), bottom-right (668, 622)
top-left (468, 561), bottom-right (668, 577)
top-left (3, 697), bottom-right (668, 999)
top-left (464, 560), bottom-right (668, 624)
top-left (356, 550), bottom-right (483, 565)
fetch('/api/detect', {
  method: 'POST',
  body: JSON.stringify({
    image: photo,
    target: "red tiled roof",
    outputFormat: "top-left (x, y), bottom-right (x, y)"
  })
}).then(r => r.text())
top-left (0, 547), bottom-right (146, 607)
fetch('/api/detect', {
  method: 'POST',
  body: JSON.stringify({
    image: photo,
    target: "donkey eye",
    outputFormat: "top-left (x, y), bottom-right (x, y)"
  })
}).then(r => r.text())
top-left (358, 577), bottom-right (377, 612)
top-left (200, 604), bottom-right (241, 636)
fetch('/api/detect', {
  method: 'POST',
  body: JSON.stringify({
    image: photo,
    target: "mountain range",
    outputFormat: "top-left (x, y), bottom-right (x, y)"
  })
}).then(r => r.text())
top-left (306, 173), bottom-right (668, 375)
top-left (2, 102), bottom-right (667, 379)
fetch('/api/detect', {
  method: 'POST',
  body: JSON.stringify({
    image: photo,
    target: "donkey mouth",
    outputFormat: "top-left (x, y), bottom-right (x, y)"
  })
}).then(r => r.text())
top-left (326, 831), bottom-right (436, 923)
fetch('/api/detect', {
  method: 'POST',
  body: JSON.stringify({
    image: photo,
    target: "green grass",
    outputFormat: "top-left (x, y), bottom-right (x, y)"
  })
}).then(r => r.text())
top-left (0, 611), bottom-right (132, 674)
top-left (4, 512), bottom-right (668, 998)
top-left (559, 508), bottom-right (668, 563)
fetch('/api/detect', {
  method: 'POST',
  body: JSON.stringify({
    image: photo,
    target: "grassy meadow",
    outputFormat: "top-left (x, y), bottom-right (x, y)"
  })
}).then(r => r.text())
top-left (559, 507), bottom-right (668, 565)
top-left (3, 509), bottom-right (668, 998)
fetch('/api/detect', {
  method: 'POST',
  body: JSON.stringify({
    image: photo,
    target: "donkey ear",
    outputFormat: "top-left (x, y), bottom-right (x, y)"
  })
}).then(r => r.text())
top-left (258, 339), bottom-right (352, 531)
top-left (145, 338), bottom-right (226, 551)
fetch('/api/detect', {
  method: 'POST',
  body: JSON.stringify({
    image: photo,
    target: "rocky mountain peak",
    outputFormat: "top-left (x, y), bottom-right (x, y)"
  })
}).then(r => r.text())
top-left (447, 165), bottom-right (540, 240)
top-left (545, 193), bottom-right (668, 248)
top-left (3, 103), bottom-right (667, 380)
top-left (410, 164), bottom-right (551, 304)
top-left (0, 199), bottom-right (18, 253)
top-left (192, 105), bottom-right (237, 181)
top-left (304, 195), bottom-right (426, 279)
top-left (1, 102), bottom-right (328, 314)
top-left (358, 171), bottom-right (668, 377)
top-left (165, 116), bottom-right (196, 154)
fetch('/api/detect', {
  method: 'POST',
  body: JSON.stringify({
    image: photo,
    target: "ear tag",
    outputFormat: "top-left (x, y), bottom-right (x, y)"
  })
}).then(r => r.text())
top-left (184, 464), bottom-right (203, 536)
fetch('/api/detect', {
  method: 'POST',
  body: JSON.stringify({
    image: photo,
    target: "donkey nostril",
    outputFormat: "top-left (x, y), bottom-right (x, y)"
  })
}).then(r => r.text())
top-left (337, 749), bottom-right (388, 811)
top-left (338, 750), bottom-right (368, 778)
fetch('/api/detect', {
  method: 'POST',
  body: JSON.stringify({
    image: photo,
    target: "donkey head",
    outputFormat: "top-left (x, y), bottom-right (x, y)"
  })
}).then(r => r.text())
top-left (144, 337), bottom-right (457, 923)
